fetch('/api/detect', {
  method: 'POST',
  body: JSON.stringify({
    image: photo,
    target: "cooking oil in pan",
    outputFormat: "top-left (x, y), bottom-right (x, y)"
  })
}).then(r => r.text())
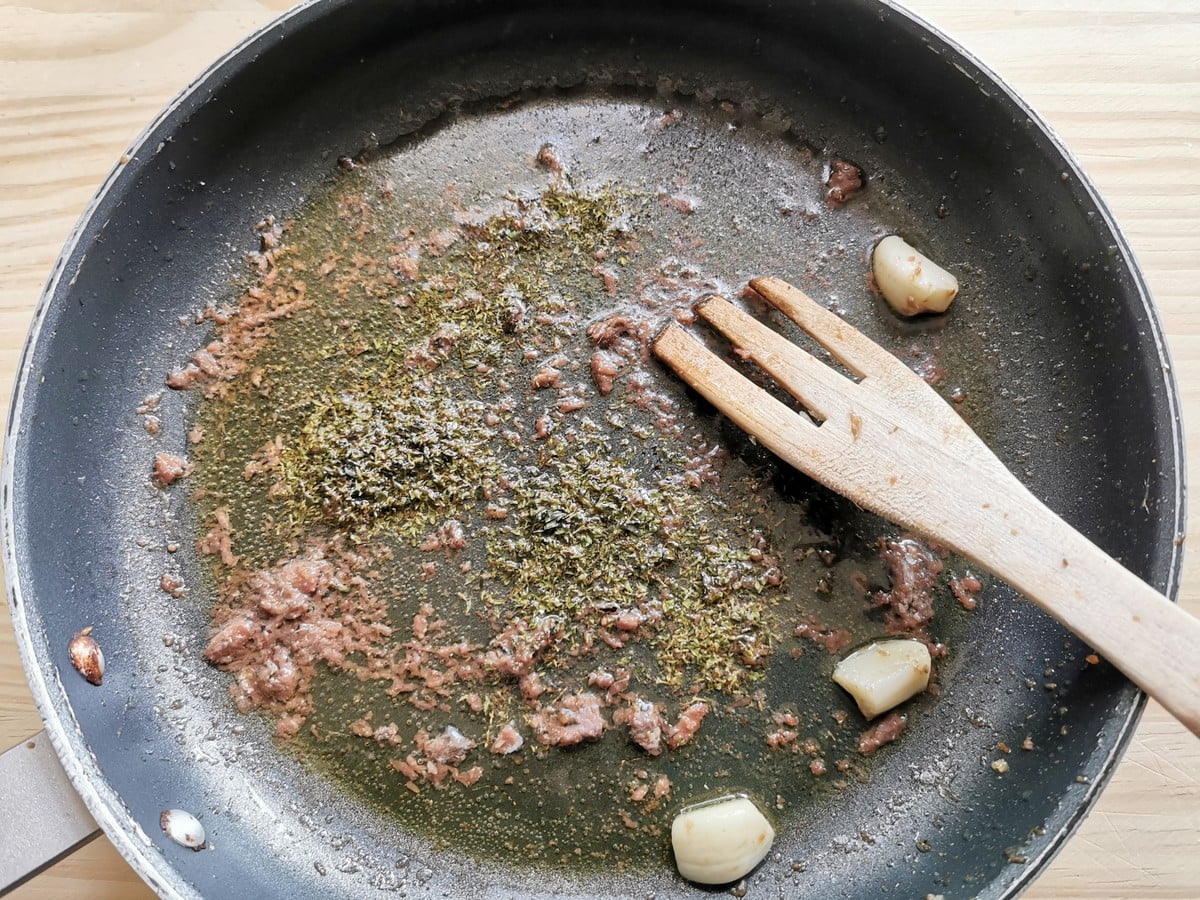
top-left (185, 92), bottom-right (981, 874)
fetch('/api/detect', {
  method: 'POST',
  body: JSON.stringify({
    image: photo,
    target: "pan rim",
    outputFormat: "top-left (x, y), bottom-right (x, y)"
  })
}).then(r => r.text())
top-left (1, 2), bottom-right (329, 897)
top-left (1, 0), bottom-right (1185, 897)
top-left (876, 1), bottom-right (1187, 895)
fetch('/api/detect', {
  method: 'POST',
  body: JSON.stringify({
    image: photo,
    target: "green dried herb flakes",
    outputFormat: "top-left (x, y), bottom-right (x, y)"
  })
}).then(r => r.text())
top-left (537, 184), bottom-right (626, 252)
top-left (297, 185), bottom-right (630, 392)
top-left (485, 446), bottom-right (673, 611)
top-left (656, 542), bottom-right (776, 693)
top-left (206, 174), bottom-right (781, 693)
top-left (481, 437), bottom-right (781, 693)
top-left (278, 389), bottom-right (498, 537)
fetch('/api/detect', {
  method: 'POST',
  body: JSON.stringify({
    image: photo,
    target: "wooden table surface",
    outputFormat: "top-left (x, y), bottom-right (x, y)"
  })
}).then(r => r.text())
top-left (1, 1), bottom-right (1197, 897)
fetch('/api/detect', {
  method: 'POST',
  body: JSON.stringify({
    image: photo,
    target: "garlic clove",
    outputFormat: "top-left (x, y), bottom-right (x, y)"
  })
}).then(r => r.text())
top-left (671, 794), bottom-right (775, 885)
top-left (68, 628), bottom-right (105, 686)
top-left (160, 808), bottom-right (206, 850)
top-left (832, 639), bottom-right (931, 719)
top-left (871, 235), bottom-right (959, 316)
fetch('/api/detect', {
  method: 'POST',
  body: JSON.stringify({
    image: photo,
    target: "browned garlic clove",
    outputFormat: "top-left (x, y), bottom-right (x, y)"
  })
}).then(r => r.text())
top-left (160, 808), bottom-right (206, 850)
top-left (68, 628), bottom-right (105, 686)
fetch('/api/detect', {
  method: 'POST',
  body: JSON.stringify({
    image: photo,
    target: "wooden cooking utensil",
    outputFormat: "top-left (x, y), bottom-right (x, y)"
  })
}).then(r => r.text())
top-left (652, 276), bottom-right (1200, 738)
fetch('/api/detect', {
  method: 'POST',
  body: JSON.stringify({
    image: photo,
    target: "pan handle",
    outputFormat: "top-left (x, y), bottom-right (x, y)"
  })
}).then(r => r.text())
top-left (0, 731), bottom-right (100, 895)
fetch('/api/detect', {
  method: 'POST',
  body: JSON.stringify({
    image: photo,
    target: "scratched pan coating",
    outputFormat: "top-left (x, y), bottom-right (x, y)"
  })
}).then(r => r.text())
top-left (2, 1), bottom-right (1183, 898)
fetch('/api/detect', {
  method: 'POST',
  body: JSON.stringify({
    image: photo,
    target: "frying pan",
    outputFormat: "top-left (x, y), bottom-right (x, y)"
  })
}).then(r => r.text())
top-left (0, 0), bottom-right (1186, 897)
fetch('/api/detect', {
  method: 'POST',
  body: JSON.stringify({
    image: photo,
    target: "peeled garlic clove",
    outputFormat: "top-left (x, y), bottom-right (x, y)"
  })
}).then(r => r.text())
top-left (871, 235), bottom-right (959, 316)
top-left (68, 628), bottom-right (105, 686)
top-left (671, 794), bottom-right (775, 885)
top-left (160, 808), bottom-right (206, 850)
top-left (832, 639), bottom-right (931, 719)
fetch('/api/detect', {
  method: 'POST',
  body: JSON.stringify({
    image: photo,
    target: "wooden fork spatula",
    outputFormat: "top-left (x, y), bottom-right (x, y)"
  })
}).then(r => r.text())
top-left (653, 276), bottom-right (1200, 737)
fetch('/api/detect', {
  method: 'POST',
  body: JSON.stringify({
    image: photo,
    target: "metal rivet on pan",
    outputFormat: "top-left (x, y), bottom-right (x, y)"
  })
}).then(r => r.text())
top-left (68, 627), bottom-right (105, 686)
top-left (160, 808), bottom-right (206, 850)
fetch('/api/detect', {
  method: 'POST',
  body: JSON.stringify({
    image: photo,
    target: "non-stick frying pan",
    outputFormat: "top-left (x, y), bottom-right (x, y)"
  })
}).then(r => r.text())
top-left (1, 1), bottom-right (1185, 897)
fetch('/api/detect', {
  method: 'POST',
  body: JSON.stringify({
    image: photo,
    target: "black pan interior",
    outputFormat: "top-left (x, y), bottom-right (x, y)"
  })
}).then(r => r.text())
top-left (4, 1), bottom-right (1183, 898)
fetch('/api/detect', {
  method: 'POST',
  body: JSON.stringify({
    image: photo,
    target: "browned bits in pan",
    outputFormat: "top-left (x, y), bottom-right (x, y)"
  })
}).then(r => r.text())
top-left (824, 158), bottom-right (864, 208)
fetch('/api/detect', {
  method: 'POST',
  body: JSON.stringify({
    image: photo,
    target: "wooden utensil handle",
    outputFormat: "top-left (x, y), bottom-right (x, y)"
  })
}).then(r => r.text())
top-left (654, 320), bottom-right (1200, 736)
top-left (943, 479), bottom-right (1200, 738)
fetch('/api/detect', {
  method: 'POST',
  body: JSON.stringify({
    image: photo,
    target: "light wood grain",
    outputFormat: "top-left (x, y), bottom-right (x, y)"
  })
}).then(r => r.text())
top-left (0, 1), bottom-right (1196, 897)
